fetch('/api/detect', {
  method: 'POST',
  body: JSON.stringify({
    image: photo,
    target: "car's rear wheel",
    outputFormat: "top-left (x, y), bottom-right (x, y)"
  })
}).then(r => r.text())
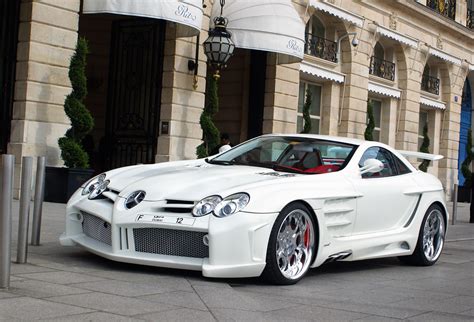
top-left (262, 203), bottom-right (316, 285)
top-left (399, 204), bottom-right (445, 266)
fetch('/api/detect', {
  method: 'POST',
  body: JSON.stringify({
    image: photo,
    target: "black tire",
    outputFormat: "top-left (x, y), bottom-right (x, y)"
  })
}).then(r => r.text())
top-left (398, 204), bottom-right (446, 266)
top-left (261, 202), bottom-right (317, 285)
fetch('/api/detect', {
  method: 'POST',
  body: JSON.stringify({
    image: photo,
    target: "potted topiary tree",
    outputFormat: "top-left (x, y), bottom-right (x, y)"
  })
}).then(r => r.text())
top-left (418, 122), bottom-right (430, 172)
top-left (197, 75), bottom-right (220, 158)
top-left (300, 88), bottom-right (312, 134)
top-left (364, 100), bottom-right (375, 141)
top-left (45, 37), bottom-right (94, 203)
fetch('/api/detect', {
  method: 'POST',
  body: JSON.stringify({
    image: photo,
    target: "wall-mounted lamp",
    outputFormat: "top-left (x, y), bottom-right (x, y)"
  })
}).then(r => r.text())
top-left (203, 0), bottom-right (235, 80)
top-left (336, 32), bottom-right (358, 63)
top-left (188, 34), bottom-right (200, 90)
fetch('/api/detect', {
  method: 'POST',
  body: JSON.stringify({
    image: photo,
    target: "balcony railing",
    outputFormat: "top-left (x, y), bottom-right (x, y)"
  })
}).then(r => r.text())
top-left (304, 34), bottom-right (337, 63)
top-left (421, 74), bottom-right (440, 95)
top-left (426, 0), bottom-right (456, 20)
top-left (369, 56), bottom-right (395, 81)
top-left (468, 9), bottom-right (473, 29)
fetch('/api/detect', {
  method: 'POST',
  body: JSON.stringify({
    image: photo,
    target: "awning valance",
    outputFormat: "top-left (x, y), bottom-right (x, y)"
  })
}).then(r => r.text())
top-left (82, 0), bottom-right (203, 37)
top-left (310, 0), bottom-right (364, 27)
top-left (376, 26), bottom-right (418, 48)
top-left (420, 96), bottom-right (446, 110)
top-left (300, 61), bottom-right (345, 83)
top-left (211, 0), bottom-right (305, 64)
top-left (428, 48), bottom-right (462, 66)
top-left (368, 81), bottom-right (401, 99)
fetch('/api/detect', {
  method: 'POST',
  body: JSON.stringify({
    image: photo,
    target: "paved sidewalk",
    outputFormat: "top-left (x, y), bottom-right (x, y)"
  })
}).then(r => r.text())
top-left (0, 201), bottom-right (473, 321)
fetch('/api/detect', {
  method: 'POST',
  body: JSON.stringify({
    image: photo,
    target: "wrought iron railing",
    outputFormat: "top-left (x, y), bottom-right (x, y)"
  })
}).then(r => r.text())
top-left (426, 0), bottom-right (456, 20)
top-left (468, 9), bottom-right (473, 29)
top-left (304, 34), bottom-right (337, 63)
top-left (369, 56), bottom-right (396, 81)
top-left (421, 74), bottom-right (440, 95)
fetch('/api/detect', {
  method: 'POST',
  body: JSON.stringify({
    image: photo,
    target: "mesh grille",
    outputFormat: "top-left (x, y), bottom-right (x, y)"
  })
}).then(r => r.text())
top-left (82, 212), bottom-right (112, 246)
top-left (133, 228), bottom-right (208, 258)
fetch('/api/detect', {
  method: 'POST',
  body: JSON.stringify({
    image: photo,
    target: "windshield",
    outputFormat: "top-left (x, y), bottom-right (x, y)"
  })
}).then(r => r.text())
top-left (208, 136), bottom-right (357, 174)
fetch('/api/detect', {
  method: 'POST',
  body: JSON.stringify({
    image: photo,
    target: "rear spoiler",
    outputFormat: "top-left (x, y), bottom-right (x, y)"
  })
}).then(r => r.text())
top-left (397, 150), bottom-right (444, 161)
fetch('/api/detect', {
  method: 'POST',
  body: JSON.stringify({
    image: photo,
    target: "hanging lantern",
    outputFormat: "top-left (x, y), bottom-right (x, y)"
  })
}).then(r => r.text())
top-left (203, 0), bottom-right (235, 80)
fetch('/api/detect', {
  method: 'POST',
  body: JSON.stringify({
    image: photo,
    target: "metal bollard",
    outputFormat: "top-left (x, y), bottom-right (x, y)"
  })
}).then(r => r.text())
top-left (452, 183), bottom-right (458, 226)
top-left (17, 157), bottom-right (33, 263)
top-left (31, 156), bottom-right (46, 246)
top-left (0, 154), bottom-right (14, 289)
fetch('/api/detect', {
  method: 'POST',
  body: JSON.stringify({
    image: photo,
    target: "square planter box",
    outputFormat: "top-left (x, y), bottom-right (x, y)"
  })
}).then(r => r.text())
top-left (44, 167), bottom-right (94, 203)
top-left (457, 185), bottom-right (472, 203)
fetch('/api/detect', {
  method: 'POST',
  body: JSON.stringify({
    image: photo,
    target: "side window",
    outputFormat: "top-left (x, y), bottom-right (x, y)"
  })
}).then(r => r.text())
top-left (359, 147), bottom-right (397, 178)
top-left (393, 155), bottom-right (412, 175)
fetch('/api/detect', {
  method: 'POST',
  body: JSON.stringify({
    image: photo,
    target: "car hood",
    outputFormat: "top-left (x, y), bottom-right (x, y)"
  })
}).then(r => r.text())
top-left (108, 161), bottom-right (300, 201)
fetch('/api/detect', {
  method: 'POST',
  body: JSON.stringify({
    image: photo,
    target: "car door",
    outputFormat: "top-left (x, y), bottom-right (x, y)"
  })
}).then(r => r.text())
top-left (350, 147), bottom-right (420, 235)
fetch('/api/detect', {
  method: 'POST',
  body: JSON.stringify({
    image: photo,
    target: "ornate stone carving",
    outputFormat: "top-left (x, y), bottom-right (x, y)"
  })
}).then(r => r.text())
top-left (436, 34), bottom-right (443, 49)
top-left (389, 11), bottom-right (397, 30)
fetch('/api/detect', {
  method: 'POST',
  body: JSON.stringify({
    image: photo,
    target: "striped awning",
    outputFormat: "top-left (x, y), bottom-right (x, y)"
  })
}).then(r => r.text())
top-left (83, 0), bottom-right (203, 37)
top-left (428, 48), bottom-right (462, 66)
top-left (420, 96), bottom-right (446, 110)
top-left (376, 25), bottom-right (418, 48)
top-left (368, 81), bottom-right (401, 99)
top-left (310, 0), bottom-right (364, 27)
top-left (300, 61), bottom-right (345, 83)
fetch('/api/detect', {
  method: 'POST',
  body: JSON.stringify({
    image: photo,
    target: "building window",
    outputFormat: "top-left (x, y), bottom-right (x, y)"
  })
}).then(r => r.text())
top-left (418, 110), bottom-right (429, 149)
top-left (304, 16), bottom-right (337, 62)
top-left (421, 64), bottom-right (440, 95)
top-left (368, 98), bottom-right (382, 142)
top-left (297, 82), bottom-right (321, 134)
top-left (369, 42), bottom-right (395, 81)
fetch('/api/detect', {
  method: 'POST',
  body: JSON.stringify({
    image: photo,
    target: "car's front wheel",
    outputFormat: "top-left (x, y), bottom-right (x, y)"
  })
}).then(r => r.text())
top-left (400, 204), bottom-right (446, 266)
top-left (262, 203), bottom-right (316, 285)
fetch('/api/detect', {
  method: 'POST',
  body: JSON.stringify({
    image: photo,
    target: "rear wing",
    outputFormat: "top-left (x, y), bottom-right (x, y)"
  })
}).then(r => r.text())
top-left (397, 150), bottom-right (444, 161)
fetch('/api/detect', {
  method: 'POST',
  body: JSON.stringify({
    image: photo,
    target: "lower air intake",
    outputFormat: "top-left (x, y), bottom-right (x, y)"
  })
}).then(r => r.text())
top-left (133, 228), bottom-right (208, 258)
top-left (82, 212), bottom-right (112, 246)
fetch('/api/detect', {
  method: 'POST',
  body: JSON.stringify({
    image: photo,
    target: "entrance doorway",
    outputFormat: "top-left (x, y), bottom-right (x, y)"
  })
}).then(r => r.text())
top-left (247, 51), bottom-right (267, 139)
top-left (0, 0), bottom-right (20, 154)
top-left (104, 19), bottom-right (165, 170)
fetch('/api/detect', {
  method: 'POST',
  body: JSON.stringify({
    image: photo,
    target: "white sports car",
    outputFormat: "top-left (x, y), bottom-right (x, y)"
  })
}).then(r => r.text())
top-left (60, 134), bottom-right (447, 284)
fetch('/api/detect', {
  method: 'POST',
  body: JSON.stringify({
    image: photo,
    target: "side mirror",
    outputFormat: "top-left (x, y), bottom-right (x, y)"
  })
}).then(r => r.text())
top-left (360, 158), bottom-right (384, 175)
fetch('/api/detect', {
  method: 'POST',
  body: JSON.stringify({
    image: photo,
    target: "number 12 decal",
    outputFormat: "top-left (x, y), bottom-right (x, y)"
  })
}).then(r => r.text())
top-left (176, 217), bottom-right (183, 224)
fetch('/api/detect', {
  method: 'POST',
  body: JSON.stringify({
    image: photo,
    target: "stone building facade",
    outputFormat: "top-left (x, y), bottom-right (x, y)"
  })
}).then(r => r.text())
top-left (1, 0), bottom-right (473, 197)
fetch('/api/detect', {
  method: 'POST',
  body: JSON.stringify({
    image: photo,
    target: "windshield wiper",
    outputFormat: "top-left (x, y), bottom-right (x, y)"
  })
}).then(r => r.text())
top-left (205, 158), bottom-right (235, 165)
top-left (272, 164), bottom-right (304, 174)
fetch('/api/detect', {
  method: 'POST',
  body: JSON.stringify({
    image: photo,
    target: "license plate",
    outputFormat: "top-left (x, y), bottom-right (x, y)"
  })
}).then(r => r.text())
top-left (135, 214), bottom-right (195, 226)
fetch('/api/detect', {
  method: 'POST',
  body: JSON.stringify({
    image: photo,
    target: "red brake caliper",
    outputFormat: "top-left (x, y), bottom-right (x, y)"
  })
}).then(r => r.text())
top-left (304, 226), bottom-right (310, 247)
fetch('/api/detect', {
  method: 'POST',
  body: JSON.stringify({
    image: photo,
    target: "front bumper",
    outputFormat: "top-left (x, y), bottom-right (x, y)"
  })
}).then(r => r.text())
top-left (61, 190), bottom-right (278, 278)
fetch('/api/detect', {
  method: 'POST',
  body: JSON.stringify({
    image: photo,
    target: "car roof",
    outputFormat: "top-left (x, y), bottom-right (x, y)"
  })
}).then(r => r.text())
top-left (261, 133), bottom-right (365, 146)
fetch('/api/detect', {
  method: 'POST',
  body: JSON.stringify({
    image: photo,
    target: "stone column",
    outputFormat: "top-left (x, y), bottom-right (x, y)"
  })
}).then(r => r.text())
top-left (320, 82), bottom-right (341, 136)
top-left (155, 8), bottom-right (209, 162)
top-left (262, 55), bottom-right (299, 134)
top-left (9, 0), bottom-right (80, 195)
top-left (338, 28), bottom-right (371, 140)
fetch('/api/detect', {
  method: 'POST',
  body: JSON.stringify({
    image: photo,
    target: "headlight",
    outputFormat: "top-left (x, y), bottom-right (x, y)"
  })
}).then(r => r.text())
top-left (192, 195), bottom-right (222, 217)
top-left (213, 193), bottom-right (250, 218)
top-left (82, 173), bottom-right (106, 195)
top-left (124, 190), bottom-right (146, 209)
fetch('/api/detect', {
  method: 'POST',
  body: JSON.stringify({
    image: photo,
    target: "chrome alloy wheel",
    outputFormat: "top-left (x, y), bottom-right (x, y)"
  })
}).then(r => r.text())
top-left (275, 209), bottom-right (314, 280)
top-left (422, 209), bottom-right (445, 262)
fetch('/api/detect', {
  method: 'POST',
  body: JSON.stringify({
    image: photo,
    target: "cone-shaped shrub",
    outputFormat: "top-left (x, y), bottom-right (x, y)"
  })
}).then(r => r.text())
top-left (418, 122), bottom-right (430, 172)
top-left (301, 88), bottom-right (312, 134)
top-left (364, 100), bottom-right (375, 141)
top-left (197, 75), bottom-right (220, 158)
top-left (58, 37), bottom-right (94, 168)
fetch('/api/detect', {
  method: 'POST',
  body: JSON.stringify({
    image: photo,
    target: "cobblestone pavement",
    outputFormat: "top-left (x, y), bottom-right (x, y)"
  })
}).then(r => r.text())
top-left (0, 201), bottom-right (473, 321)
